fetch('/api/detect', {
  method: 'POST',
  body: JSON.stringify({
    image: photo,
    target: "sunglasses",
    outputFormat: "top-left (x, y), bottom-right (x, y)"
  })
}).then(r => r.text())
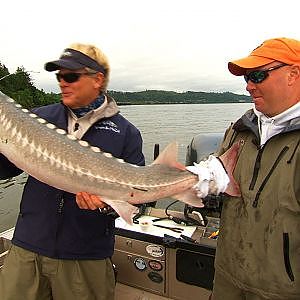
top-left (244, 63), bottom-right (289, 84)
top-left (55, 72), bottom-right (96, 83)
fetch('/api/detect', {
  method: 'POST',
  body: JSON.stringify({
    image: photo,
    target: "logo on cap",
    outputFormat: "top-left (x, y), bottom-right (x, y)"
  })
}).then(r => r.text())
top-left (61, 51), bottom-right (73, 58)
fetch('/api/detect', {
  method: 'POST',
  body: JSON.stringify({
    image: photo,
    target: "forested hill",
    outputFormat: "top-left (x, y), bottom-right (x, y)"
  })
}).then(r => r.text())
top-left (0, 62), bottom-right (250, 108)
top-left (109, 90), bottom-right (250, 105)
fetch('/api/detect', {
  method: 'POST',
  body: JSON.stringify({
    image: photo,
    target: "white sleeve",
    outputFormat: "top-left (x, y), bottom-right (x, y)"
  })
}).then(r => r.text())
top-left (186, 155), bottom-right (229, 198)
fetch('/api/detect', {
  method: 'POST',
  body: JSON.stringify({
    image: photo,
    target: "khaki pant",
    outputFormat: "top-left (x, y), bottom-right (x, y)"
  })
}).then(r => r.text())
top-left (212, 271), bottom-right (268, 300)
top-left (0, 245), bottom-right (115, 300)
top-left (212, 271), bottom-right (293, 300)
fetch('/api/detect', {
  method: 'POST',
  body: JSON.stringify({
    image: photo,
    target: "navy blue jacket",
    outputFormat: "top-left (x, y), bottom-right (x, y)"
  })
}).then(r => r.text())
top-left (0, 101), bottom-right (145, 259)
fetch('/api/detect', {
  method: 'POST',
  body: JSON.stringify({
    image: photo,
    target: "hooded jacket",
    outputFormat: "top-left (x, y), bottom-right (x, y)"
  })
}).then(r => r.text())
top-left (214, 108), bottom-right (300, 299)
top-left (0, 95), bottom-right (145, 259)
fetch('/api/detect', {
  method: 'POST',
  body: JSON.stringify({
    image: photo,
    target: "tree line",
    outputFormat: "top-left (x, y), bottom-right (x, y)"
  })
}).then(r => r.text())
top-left (0, 62), bottom-right (250, 108)
top-left (109, 90), bottom-right (251, 105)
top-left (0, 63), bottom-right (60, 108)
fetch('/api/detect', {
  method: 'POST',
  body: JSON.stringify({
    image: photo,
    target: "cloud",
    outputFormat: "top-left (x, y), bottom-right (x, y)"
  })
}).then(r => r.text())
top-left (2, 0), bottom-right (299, 95)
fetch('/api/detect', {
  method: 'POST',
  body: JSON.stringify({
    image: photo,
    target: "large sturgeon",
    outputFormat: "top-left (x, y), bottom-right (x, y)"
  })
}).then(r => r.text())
top-left (0, 91), bottom-right (239, 223)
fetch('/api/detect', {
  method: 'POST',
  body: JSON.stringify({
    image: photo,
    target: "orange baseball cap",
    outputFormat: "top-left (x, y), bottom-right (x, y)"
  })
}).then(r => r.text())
top-left (228, 37), bottom-right (300, 75)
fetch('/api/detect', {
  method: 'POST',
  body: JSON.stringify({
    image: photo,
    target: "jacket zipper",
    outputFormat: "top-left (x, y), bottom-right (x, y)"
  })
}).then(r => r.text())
top-left (287, 139), bottom-right (300, 163)
top-left (249, 148), bottom-right (264, 190)
top-left (54, 194), bottom-right (65, 256)
top-left (251, 146), bottom-right (289, 207)
top-left (283, 232), bottom-right (295, 282)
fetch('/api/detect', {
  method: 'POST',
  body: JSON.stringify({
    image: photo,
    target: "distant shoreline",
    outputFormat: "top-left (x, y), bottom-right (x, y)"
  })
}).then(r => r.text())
top-left (109, 90), bottom-right (251, 106)
top-left (117, 101), bottom-right (251, 106)
top-left (0, 66), bottom-right (251, 109)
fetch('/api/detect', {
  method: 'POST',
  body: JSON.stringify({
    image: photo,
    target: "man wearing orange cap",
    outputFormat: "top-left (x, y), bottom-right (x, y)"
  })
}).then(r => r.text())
top-left (211, 38), bottom-right (300, 299)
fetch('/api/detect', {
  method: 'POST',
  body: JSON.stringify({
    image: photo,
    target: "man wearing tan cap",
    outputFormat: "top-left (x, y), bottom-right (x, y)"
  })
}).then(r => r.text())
top-left (211, 38), bottom-right (300, 299)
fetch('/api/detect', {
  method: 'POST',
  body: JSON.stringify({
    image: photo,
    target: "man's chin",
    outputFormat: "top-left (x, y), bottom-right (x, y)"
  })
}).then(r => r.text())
top-left (254, 103), bottom-right (271, 116)
top-left (253, 98), bottom-right (264, 109)
top-left (254, 104), bottom-right (263, 111)
top-left (62, 96), bottom-right (75, 105)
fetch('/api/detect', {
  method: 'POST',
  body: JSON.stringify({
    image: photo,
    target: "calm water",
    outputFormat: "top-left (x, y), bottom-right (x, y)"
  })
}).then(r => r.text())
top-left (0, 103), bottom-right (252, 232)
top-left (120, 103), bottom-right (252, 164)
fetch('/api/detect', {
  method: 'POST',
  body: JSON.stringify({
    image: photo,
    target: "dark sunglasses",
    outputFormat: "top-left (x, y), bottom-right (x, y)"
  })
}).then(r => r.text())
top-left (244, 63), bottom-right (289, 84)
top-left (55, 72), bottom-right (96, 83)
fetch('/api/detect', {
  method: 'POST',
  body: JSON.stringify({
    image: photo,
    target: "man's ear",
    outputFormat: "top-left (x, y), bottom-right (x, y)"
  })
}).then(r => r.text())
top-left (288, 65), bottom-right (300, 85)
top-left (94, 72), bottom-right (105, 89)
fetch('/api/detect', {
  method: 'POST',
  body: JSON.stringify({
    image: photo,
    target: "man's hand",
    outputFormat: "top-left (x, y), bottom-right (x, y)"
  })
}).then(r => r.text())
top-left (76, 191), bottom-right (107, 210)
top-left (186, 141), bottom-right (241, 198)
top-left (186, 155), bottom-right (229, 198)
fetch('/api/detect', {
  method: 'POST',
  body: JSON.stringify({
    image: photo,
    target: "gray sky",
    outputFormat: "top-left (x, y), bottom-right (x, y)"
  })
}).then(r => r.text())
top-left (1, 0), bottom-right (299, 95)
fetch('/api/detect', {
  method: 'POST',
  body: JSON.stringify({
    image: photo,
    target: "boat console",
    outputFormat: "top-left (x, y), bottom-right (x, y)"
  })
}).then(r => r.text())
top-left (112, 133), bottom-right (224, 299)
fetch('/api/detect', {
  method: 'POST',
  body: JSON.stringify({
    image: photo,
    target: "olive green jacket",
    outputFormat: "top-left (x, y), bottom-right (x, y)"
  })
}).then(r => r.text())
top-left (215, 109), bottom-right (300, 299)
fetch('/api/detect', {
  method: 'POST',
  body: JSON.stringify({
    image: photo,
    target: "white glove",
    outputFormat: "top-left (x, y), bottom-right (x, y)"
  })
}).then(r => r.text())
top-left (186, 155), bottom-right (229, 198)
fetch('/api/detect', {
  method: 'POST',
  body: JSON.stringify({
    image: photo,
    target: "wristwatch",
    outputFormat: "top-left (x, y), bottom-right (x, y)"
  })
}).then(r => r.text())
top-left (99, 206), bottom-right (119, 218)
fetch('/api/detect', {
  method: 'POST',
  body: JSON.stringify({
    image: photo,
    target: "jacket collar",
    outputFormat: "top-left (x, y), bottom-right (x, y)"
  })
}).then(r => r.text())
top-left (233, 105), bottom-right (300, 139)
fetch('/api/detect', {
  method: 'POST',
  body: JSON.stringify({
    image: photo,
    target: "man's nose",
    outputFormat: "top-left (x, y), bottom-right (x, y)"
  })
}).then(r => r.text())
top-left (246, 80), bottom-right (256, 93)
